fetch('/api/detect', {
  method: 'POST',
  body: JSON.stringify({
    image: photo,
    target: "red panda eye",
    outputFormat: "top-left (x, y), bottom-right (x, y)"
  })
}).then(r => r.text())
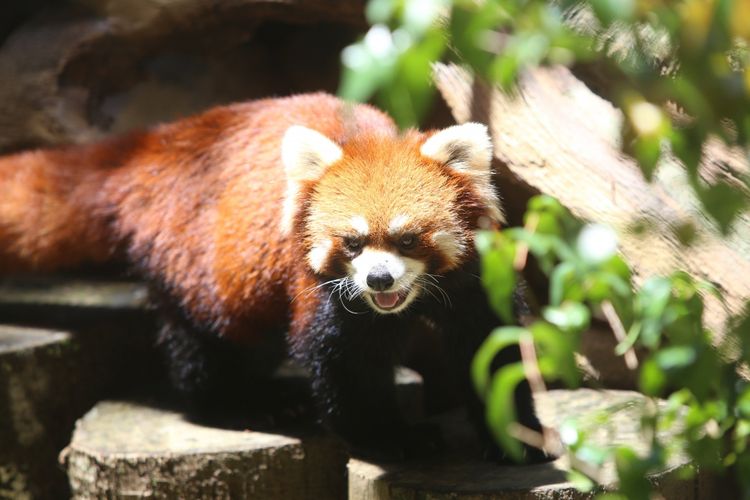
top-left (398, 234), bottom-right (417, 250)
top-left (343, 236), bottom-right (363, 252)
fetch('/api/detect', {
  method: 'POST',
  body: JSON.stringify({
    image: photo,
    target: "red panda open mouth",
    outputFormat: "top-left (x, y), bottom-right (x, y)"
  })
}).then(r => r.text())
top-left (372, 291), bottom-right (407, 310)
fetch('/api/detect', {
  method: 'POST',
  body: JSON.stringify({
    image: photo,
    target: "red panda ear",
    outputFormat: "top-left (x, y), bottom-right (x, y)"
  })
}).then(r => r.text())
top-left (281, 126), bottom-right (343, 234)
top-left (420, 123), bottom-right (505, 225)
top-left (282, 126), bottom-right (343, 182)
top-left (420, 122), bottom-right (492, 174)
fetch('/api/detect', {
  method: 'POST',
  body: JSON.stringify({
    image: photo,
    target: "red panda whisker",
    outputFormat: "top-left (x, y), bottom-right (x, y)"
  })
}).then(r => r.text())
top-left (415, 276), bottom-right (452, 308)
top-left (415, 281), bottom-right (441, 304)
top-left (422, 273), bottom-right (445, 284)
top-left (335, 281), bottom-right (367, 315)
top-left (291, 277), bottom-right (345, 303)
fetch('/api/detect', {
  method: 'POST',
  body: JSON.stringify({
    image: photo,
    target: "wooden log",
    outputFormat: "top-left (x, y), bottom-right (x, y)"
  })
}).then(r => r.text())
top-left (61, 401), bottom-right (347, 500)
top-left (348, 388), bottom-right (719, 499)
top-left (61, 368), bottom-right (423, 499)
top-left (0, 326), bottom-right (76, 499)
top-left (0, 279), bottom-right (159, 498)
top-left (433, 63), bottom-right (750, 344)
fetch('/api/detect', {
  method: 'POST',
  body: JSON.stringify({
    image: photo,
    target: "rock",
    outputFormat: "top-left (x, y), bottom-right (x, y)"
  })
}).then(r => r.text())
top-left (0, 0), bottom-right (363, 153)
top-left (348, 389), bottom-right (718, 499)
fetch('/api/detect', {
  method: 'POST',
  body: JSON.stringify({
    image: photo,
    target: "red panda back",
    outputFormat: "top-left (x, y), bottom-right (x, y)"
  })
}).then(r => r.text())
top-left (0, 93), bottom-right (397, 340)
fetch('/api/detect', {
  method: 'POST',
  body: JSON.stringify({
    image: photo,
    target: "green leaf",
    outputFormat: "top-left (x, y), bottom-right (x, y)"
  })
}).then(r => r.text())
top-left (738, 386), bottom-right (750, 418)
top-left (486, 362), bottom-right (527, 461)
top-left (636, 277), bottom-right (673, 348)
top-left (471, 326), bottom-right (525, 397)
top-left (590, 0), bottom-right (636, 25)
top-left (543, 302), bottom-right (591, 332)
top-left (567, 470), bottom-right (595, 492)
top-left (549, 261), bottom-right (578, 306)
top-left (575, 442), bottom-right (610, 466)
top-left (474, 230), bottom-right (495, 254)
top-left (614, 447), bottom-right (654, 500)
top-left (655, 346), bottom-right (697, 370)
top-left (450, 1), bottom-right (506, 76)
top-left (633, 135), bottom-right (663, 180)
top-left (528, 195), bottom-right (566, 215)
top-left (697, 182), bottom-right (747, 234)
top-left (639, 357), bottom-right (666, 396)
top-left (365, 0), bottom-right (394, 24)
top-left (532, 321), bottom-right (581, 387)
top-left (479, 233), bottom-right (517, 323)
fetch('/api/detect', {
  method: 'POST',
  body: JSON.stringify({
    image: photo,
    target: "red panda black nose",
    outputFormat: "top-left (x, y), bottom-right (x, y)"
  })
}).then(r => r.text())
top-left (366, 265), bottom-right (394, 291)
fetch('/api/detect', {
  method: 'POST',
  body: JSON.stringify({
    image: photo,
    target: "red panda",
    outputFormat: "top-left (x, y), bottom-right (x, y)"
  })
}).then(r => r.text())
top-left (0, 92), bottom-right (544, 461)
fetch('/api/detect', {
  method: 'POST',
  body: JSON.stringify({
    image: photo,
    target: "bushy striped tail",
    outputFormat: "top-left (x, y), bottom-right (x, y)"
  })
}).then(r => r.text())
top-left (0, 146), bottom-right (116, 273)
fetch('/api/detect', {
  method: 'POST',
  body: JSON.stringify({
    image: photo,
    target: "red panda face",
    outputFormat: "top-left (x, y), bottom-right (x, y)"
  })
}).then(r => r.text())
top-left (281, 123), bottom-right (503, 314)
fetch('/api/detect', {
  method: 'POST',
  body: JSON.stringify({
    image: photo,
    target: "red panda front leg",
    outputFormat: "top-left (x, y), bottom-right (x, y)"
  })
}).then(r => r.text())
top-left (289, 297), bottom-right (442, 461)
top-left (430, 269), bottom-right (550, 464)
top-left (156, 309), bottom-right (298, 427)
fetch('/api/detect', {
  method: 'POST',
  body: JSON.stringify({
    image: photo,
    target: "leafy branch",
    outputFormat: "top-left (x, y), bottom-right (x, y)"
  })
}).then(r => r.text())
top-left (473, 195), bottom-right (750, 497)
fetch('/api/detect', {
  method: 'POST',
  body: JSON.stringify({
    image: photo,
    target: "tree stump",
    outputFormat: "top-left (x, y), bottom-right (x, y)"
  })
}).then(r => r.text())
top-left (61, 401), bottom-right (348, 500)
top-left (348, 389), bottom-right (717, 499)
top-left (62, 368), bottom-right (423, 499)
top-left (0, 279), bottom-right (159, 498)
top-left (0, 326), bottom-right (75, 499)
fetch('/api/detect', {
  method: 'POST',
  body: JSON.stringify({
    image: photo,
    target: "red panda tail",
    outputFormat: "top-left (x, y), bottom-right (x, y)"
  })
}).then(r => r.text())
top-left (0, 145), bottom-right (117, 273)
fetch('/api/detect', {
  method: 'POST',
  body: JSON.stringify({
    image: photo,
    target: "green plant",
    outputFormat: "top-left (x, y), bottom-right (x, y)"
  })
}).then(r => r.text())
top-left (474, 195), bottom-right (749, 497)
top-left (339, 0), bottom-right (750, 231)
top-left (340, 1), bottom-right (750, 497)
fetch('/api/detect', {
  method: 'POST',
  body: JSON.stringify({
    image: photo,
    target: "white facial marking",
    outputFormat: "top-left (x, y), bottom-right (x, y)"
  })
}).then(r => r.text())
top-left (351, 249), bottom-right (405, 282)
top-left (351, 215), bottom-right (369, 236)
top-left (388, 214), bottom-right (410, 235)
top-left (432, 231), bottom-right (465, 264)
top-left (350, 248), bottom-right (425, 314)
top-left (307, 238), bottom-right (333, 273)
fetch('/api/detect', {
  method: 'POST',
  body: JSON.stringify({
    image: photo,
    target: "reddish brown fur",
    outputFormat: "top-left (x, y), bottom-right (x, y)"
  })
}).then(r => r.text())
top-left (0, 93), bottom-right (492, 345)
top-left (0, 94), bottom-right (397, 341)
top-left (300, 133), bottom-right (487, 275)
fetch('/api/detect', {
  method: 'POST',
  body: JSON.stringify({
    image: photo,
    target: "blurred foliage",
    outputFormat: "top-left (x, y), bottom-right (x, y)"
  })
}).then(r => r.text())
top-left (341, 0), bottom-right (750, 497)
top-left (475, 196), bottom-right (750, 497)
top-left (339, 0), bottom-right (750, 233)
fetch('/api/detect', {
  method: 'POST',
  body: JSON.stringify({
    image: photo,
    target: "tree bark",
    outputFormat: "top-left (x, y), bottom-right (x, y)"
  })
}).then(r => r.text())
top-left (433, 63), bottom-right (750, 344)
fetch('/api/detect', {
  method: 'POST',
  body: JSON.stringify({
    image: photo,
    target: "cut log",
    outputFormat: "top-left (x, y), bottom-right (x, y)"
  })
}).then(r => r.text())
top-left (62, 368), bottom-right (423, 499)
top-left (0, 279), bottom-right (159, 498)
top-left (61, 401), bottom-right (347, 500)
top-left (348, 388), bottom-right (719, 499)
top-left (0, 277), bottom-right (149, 320)
top-left (433, 62), bottom-right (750, 345)
top-left (0, 326), bottom-right (76, 499)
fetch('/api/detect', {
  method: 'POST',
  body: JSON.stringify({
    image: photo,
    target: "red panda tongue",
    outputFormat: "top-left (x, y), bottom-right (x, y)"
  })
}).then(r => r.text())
top-left (374, 292), bottom-right (400, 309)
